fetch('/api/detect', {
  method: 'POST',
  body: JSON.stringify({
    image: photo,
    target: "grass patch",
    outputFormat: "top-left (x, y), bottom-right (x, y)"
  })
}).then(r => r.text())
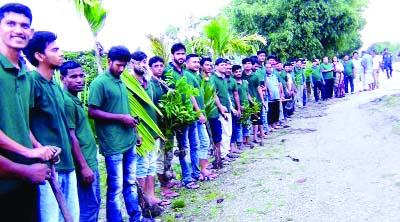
top-left (171, 199), bottom-right (186, 209)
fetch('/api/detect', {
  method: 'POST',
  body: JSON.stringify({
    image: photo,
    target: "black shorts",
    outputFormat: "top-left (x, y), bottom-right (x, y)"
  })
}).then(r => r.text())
top-left (0, 183), bottom-right (39, 222)
top-left (251, 110), bottom-right (262, 125)
top-left (208, 117), bottom-right (222, 143)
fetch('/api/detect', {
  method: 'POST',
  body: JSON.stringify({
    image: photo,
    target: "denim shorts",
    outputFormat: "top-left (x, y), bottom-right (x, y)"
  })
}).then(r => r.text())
top-left (136, 150), bottom-right (157, 178)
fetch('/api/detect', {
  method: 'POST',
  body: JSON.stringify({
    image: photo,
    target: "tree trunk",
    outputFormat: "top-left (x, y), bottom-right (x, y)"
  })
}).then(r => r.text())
top-left (94, 40), bottom-right (103, 74)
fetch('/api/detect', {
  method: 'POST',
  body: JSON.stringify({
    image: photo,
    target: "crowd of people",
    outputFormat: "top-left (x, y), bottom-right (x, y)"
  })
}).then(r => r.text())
top-left (0, 3), bottom-right (396, 222)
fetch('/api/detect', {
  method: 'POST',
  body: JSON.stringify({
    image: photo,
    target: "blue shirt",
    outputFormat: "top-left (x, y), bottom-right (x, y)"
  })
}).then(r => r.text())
top-left (265, 73), bottom-right (280, 100)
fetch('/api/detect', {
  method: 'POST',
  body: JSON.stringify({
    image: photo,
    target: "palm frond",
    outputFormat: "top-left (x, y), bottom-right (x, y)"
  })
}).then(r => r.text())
top-left (146, 34), bottom-right (170, 64)
top-left (82, 1), bottom-right (108, 36)
top-left (121, 71), bottom-right (165, 156)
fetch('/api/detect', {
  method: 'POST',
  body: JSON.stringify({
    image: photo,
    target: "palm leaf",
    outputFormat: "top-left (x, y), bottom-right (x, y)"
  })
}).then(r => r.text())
top-left (82, 1), bottom-right (108, 36)
top-left (146, 34), bottom-right (170, 64)
top-left (121, 71), bottom-right (165, 156)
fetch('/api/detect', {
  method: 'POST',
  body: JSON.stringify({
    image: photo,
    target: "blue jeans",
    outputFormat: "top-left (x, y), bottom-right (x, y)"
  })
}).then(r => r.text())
top-left (177, 122), bottom-right (200, 184)
top-left (197, 121), bottom-right (210, 160)
top-left (39, 170), bottom-right (80, 222)
top-left (136, 150), bottom-right (157, 178)
top-left (344, 75), bottom-right (354, 93)
top-left (77, 170), bottom-right (101, 222)
top-left (261, 105), bottom-right (269, 133)
top-left (105, 147), bottom-right (141, 222)
top-left (230, 114), bottom-right (239, 144)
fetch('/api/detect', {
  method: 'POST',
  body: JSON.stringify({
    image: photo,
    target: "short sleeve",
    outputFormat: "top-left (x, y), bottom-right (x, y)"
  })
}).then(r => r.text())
top-left (64, 101), bottom-right (77, 129)
top-left (88, 80), bottom-right (104, 108)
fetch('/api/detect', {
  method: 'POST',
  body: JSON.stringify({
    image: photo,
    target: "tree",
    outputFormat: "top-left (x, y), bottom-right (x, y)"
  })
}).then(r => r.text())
top-left (73, 0), bottom-right (107, 74)
top-left (187, 17), bottom-right (267, 60)
top-left (225, 0), bottom-right (368, 61)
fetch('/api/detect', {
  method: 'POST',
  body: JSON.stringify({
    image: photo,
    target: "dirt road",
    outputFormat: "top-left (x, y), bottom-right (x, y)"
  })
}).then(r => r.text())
top-left (170, 71), bottom-right (400, 222)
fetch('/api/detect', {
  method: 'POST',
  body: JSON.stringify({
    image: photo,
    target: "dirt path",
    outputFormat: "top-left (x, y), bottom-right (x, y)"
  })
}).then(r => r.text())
top-left (168, 72), bottom-right (400, 222)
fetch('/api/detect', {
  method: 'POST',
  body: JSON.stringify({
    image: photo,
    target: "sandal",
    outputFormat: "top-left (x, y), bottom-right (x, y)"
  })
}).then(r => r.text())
top-left (155, 199), bottom-right (171, 207)
top-left (183, 181), bottom-right (200, 189)
top-left (161, 189), bottom-right (179, 198)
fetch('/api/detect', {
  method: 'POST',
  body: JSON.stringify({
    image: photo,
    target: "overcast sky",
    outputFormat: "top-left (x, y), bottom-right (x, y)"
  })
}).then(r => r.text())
top-left (2, 0), bottom-right (399, 52)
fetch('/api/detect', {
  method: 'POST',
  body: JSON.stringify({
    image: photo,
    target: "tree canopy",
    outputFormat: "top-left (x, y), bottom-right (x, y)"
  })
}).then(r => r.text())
top-left (225, 0), bottom-right (368, 61)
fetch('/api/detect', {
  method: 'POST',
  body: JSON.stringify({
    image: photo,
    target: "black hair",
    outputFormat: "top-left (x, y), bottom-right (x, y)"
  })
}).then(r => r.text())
top-left (283, 63), bottom-right (291, 67)
top-left (267, 55), bottom-right (277, 60)
top-left (186, 53), bottom-right (199, 61)
top-left (148, 56), bottom-right (164, 67)
top-left (0, 3), bottom-right (32, 24)
top-left (108, 45), bottom-right (131, 62)
top-left (250, 56), bottom-right (260, 65)
top-left (171, 43), bottom-right (186, 54)
top-left (352, 51), bottom-right (358, 56)
top-left (215, 58), bottom-right (227, 65)
top-left (257, 50), bottom-right (267, 56)
top-left (242, 57), bottom-right (252, 65)
top-left (131, 51), bottom-right (147, 61)
top-left (200, 57), bottom-right (212, 66)
top-left (60, 61), bottom-right (81, 77)
top-left (232, 65), bottom-right (241, 72)
top-left (23, 31), bottom-right (57, 67)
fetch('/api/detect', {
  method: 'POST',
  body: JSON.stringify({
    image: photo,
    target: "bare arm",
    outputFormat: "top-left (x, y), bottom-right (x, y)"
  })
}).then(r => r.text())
top-left (214, 95), bottom-right (227, 114)
top-left (88, 106), bottom-right (138, 128)
top-left (190, 96), bottom-right (206, 123)
top-left (0, 155), bottom-right (50, 183)
top-left (69, 129), bottom-right (94, 185)
top-left (233, 91), bottom-right (241, 116)
top-left (0, 130), bottom-right (55, 161)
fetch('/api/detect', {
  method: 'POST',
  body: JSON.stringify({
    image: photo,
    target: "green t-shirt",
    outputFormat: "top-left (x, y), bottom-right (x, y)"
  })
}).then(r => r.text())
top-left (226, 75), bottom-right (238, 107)
top-left (30, 71), bottom-right (74, 172)
top-left (311, 66), bottom-right (323, 82)
top-left (136, 78), bottom-right (158, 138)
top-left (294, 67), bottom-right (305, 87)
top-left (320, 63), bottom-right (334, 79)
top-left (88, 71), bottom-right (137, 156)
top-left (0, 54), bottom-right (35, 194)
top-left (210, 72), bottom-right (231, 114)
top-left (64, 90), bottom-right (98, 171)
top-left (150, 77), bottom-right (165, 106)
top-left (274, 70), bottom-right (288, 94)
top-left (245, 72), bottom-right (262, 103)
top-left (184, 69), bottom-right (205, 111)
top-left (237, 79), bottom-right (250, 106)
top-left (343, 61), bottom-right (354, 76)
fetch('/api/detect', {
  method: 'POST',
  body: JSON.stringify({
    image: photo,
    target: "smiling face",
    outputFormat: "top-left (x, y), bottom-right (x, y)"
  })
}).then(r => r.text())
top-left (0, 12), bottom-right (33, 52)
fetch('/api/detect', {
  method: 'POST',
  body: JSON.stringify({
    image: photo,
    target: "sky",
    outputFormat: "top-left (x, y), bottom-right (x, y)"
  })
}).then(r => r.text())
top-left (2, 0), bottom-right (399, 52)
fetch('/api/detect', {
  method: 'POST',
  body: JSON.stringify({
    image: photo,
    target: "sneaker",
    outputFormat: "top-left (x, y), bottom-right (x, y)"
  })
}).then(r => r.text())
top-left (227, 152), bottom-right (240, 158)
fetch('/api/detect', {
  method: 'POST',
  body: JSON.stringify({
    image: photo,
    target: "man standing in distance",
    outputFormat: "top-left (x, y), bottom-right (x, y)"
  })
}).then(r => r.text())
top-left (60, 61), bottom-right (100, 222)
top-left (0, 3), bottom-right (55, 221)
top-left (88, 46), bottom-right (141, 221)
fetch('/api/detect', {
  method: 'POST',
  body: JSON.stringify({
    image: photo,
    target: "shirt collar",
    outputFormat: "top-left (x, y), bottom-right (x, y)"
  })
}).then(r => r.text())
top-left (0, 53), bottom-right (28, 77)
top-left (64, 89), bottom-right (83, 106)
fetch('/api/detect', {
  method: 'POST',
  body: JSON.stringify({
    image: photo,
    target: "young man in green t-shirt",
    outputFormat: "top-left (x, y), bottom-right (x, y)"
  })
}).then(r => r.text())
top-left (23, 31), bottom-right (79, 221)
top-left (343, 55), bottom-right (355, 94)
top-left (310, 59), bottom-right (326, 102)
top-left (320, 56), bottom-right (334, 99)
top-left (0, 4), bottom-right (56, 221)
top-left (60, 61), bottom-right (100, 222)
top-left (88, 46), bottom-right (141, 221)
top-left (130, 51), bottom-right (171, 207)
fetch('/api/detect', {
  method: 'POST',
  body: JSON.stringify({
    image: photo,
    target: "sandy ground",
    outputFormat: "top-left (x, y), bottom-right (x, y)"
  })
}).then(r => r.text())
top-left (179, 70), bottom-right (400, 222)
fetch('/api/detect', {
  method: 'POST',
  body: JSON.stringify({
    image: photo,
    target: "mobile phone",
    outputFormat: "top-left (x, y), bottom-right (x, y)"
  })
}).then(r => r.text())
top-left (260, 80), bottom-right (265, 87)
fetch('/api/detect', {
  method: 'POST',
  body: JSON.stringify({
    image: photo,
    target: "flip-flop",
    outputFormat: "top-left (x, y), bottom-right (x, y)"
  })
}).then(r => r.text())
top-left (183, 181), bottom-right (200, 189)
top-left (161, 190), bottom-right (179, 198)
top-left (155, 199), bottom-right (171, 207)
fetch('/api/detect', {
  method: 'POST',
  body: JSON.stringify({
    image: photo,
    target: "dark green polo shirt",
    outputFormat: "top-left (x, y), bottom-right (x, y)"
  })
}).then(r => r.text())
top-left (150, 77), bottom-right (165, 106)
top-left (88, 71), bottom-right (137, 156)
top-left (185, 69), bottom-right (205, 111)
top-left (30, 71), bottom-right (74, 172)
top-left (237, 80), bottom-right (249, 106)
top-left (343, 61), bottom-right (354, 77)
top-left (226, 75), bottom-right (238, 107)
top-left (210, 72), bottom-right (231, 114)
top-left (320, 63), bottom-right (334, 79)
top-left (0, 54), bottom-right (34, 194)
top-left (64, 90), bottom-right (98, 171)
top-left (246, 72), bottom-right (262, 103)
